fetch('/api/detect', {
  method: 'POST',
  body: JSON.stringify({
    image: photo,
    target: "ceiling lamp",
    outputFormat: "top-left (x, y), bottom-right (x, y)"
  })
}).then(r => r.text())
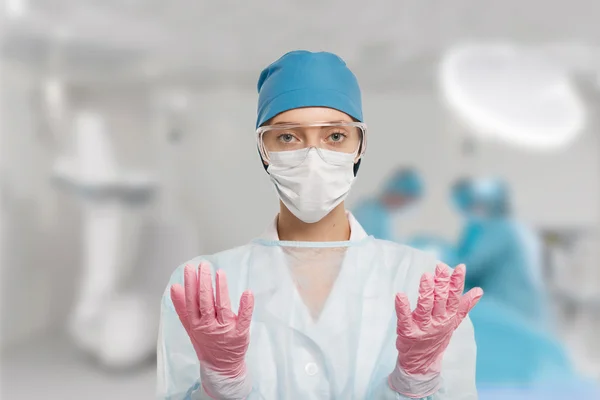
top-left (5, 0), bottom-right (27, 19)
top-left (439, 43), bottom-right (587, 150)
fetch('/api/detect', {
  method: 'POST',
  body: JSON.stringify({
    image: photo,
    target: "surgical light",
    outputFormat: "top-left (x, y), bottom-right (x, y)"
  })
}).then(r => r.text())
top-left (439, 43), bottom-right (587, 151)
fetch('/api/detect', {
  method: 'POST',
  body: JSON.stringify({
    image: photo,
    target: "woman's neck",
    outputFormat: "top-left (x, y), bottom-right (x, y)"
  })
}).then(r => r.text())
top-left (276, 203), bottom-right (351, 242)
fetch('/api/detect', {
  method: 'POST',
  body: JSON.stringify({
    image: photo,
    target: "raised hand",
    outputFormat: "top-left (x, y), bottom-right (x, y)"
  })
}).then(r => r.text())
top-left (389, 263), bottom-right (483, 397)
top-left (170, 263), bottom-right (254, 378)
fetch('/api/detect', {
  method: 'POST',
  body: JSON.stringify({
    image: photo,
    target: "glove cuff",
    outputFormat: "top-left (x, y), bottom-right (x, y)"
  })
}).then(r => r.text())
top-left (388, 360), bottom-right (441, 398)
top-left (200, 364), bottom-right (252, 400)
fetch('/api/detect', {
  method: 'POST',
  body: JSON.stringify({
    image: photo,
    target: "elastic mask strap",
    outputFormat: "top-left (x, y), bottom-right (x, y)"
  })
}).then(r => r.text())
top-left (258, 147), bottom-right (269, 172)
top-left (353, 158), bottom-right (361, 176)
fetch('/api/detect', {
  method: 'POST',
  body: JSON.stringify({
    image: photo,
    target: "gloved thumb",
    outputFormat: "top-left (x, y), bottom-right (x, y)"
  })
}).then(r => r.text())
top-left (236, 290), bottom-right (255, 334)
top-left (171, 284), bottom-right (192, 334)
top-left (454, 287), bottom-right (483, 327)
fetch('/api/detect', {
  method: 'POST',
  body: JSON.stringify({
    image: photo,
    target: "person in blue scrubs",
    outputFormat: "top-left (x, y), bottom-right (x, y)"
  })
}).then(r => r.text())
top-left (353, 168), bottom-right (423, 241)
top-left (451, 177), bottom-right (548, 326)
top-left (450, 177), bottom-right (588, 393)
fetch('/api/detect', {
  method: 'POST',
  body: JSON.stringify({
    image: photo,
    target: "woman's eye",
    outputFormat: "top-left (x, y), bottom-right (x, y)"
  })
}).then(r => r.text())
top-left (279, 134), bottom-right (295, 143)
top-left (329, 132), bottom-right (345, 142)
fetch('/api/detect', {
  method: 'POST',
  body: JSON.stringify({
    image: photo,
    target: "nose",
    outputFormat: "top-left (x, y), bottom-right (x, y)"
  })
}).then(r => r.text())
top-left (303, 127), bottom-right (322, 148)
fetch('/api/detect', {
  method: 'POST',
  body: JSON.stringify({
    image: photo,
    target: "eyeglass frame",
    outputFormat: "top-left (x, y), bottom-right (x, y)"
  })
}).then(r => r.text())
top-left (256, 121), bottom-right (368, 164)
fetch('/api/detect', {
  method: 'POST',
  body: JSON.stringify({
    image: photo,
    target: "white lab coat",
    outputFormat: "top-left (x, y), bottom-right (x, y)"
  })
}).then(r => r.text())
top-left (157, 213), bottom-right (478, 399)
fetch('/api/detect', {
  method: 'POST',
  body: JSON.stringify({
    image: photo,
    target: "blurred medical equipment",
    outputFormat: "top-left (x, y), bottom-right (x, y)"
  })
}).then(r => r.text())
top-left (353, 168), bottom-right (423, 241)
top-left (33, 76), bottom-right (66, 147)
top-left (50, 99), bottom-right (201, 370)
top-left (439, 43), bottom-right (587, 151)
top-left (451, 177), bottom-right (548, 326)
top-left (52, 110), bottom-right (158, 368)
top-left (158, 220), bottom-right (478, 399)
top-left (541, 228), bottom-right (600, 380)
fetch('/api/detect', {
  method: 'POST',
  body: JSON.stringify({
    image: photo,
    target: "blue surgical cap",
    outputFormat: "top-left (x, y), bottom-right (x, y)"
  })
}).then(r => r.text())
top-left (256, 50), bottom-right (363, 128)
top-left (383, 169), bottom-right (424, 198)
top-left (452, 177), bottom-right (510, 216)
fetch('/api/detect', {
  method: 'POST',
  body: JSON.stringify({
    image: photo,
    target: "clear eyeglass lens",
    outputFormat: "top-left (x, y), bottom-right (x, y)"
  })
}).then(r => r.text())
top-left (261, 124), bottom-right (363, 157)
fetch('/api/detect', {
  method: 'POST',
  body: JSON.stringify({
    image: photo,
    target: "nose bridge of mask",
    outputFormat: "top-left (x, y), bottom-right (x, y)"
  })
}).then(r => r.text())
top-left (300, 148), bottom-right (325, 182)
top-left (304, 148), bottom-right (359, 171)
top-left (318, 147), bottom-right (359, 165)
top-left (306, 147), bottom-right (326, 166)
top-left (307, 147), bottom-right (357, 169)
top-left (268, 148), bottom-right (312, 167)
top-left (268, 147), bottom-right (355, 169)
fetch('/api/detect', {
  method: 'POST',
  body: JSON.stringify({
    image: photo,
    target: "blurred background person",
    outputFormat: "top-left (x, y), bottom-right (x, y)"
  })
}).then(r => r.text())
top-left (352, 167), bottom-right (423, 241)
top-left (450, 177), bottom-right (548, 327)
top-left (448, 177), bottom-right (597, 393)
top-left (352, 167), bottom-right (460, 264)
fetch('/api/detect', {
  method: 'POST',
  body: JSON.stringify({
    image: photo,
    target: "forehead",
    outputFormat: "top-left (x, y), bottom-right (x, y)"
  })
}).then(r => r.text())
top-left (270, 107), bottom-right (353, 125)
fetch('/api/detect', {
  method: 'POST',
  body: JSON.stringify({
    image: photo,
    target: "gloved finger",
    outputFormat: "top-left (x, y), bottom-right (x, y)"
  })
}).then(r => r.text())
top-left (198, 263), bottom-right (216, 320)
top-left (215, 270), bottom-right (233, 324)
top-left (395, 293), bottom-right (414, 334)
top-left (446, 264), bottom-right (466, 316)
top-left (455, 287), bottom-right (484, 326)
top-left (171, 284), bottom-right (192, 334)
top-left (183, 265), bottom-right (201, 326)
top-left (413, 272), bottom-right (435, 328)
top-left (236, 290), bottom-right (255, 334)
top-left (432, 264), bottom-right (452, 319)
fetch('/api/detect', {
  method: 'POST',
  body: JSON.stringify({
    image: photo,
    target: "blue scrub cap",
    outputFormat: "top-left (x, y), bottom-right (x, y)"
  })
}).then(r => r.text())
top-left (256, 50), bottom-right (363, 128)
top-left (383, 169), bottom-right (424, 198)
top-left (452, 177), bottom-right (510, 216)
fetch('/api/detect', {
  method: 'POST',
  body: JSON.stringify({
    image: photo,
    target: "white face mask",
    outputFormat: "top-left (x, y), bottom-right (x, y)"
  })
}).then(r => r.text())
top-left (267, 148), bottom-right (357, 224)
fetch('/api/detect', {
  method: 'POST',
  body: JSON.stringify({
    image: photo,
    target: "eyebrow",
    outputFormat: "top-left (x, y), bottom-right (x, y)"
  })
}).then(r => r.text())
top-left (271, 120), bottom-right (350, 125)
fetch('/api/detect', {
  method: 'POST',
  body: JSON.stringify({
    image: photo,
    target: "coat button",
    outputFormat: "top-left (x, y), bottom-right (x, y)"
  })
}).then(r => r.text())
top-left (305, 362), bottom-right (319, 376)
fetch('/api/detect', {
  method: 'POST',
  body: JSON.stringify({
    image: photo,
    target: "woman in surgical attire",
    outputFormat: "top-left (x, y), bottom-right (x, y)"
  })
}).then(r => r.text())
top-left (353, 168), bottom-right (424, 242)
top-left (157, 51), bottom-right (483, 400)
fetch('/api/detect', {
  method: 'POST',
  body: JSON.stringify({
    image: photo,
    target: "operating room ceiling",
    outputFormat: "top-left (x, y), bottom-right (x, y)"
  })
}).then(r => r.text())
top-left (1, 0), bottom-right (600, 88)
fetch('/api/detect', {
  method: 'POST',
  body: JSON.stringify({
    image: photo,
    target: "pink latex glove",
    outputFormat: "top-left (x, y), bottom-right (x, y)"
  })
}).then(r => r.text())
top-left (389, 263), bottom-right (483, 398)
top-left (170, 263), bottom-right (254, 397)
